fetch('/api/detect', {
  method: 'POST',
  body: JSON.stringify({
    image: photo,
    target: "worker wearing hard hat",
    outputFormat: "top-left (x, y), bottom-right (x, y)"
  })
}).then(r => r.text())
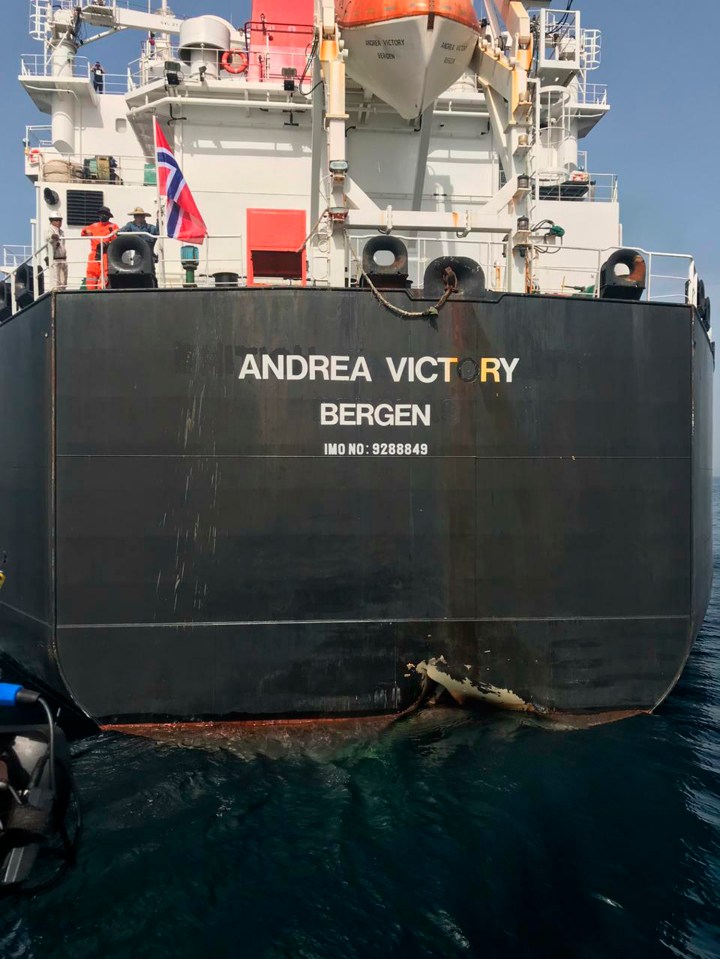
top-left (45, 215), bottom-right (67, 292)
top-left (81, 206), bottom-right (118, 290)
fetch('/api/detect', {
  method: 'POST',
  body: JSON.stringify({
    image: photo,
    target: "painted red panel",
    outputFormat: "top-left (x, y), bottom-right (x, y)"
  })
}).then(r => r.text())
top-left (247, 0), bottom-right (314, 81)
top-left (250, 0), bottom-right (314, 41)
top-left (247, 208), bottom-right (307, 286)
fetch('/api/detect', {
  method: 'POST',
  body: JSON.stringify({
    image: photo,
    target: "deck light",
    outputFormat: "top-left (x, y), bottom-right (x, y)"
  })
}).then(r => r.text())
top-left (282, 67), bottom-right (297, 92)
top-left (164, 61), bottom-right (183, 86)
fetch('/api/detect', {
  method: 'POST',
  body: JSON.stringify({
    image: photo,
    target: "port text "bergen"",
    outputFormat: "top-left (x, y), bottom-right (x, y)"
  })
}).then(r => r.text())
top-left (320, 404), bottom-right (431, 427)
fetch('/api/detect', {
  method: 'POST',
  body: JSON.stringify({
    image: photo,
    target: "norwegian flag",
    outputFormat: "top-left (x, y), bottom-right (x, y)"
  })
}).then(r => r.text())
top-left (155, 119), bottom-right (208, 243)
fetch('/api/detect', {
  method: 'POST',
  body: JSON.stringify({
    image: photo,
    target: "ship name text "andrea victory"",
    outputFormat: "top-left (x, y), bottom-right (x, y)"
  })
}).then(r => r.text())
top-left (237, 354), bottom-right (521, 383)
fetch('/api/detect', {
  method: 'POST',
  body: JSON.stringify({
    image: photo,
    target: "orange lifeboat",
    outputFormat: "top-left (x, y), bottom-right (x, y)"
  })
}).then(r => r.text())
top-left (335, 0), bottom-right (480, 119)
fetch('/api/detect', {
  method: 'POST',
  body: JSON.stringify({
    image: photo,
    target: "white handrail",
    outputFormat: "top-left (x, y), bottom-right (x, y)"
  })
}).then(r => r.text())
top-left (0, 234), bottom-right (699, 315)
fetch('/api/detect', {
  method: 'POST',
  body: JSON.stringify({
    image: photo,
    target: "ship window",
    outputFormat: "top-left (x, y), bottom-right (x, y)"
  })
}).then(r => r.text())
top-left (115, 118), bottom-right (127, 133)
top-left (66, 190), bottom-right (105, 227)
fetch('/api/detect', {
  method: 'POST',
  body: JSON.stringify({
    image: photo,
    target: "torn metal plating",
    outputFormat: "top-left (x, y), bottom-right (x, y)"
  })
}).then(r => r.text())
top-left (407, 656), bottom-right (534, 713)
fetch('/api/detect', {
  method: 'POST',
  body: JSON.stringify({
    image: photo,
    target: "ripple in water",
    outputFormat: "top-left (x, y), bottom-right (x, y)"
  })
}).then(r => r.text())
top-left (2, 493), bottom-right (720, 958)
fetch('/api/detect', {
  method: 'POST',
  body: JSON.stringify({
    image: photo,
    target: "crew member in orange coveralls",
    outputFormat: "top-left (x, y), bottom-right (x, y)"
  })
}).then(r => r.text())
top-left (81, 206), bottom-right (118, 290)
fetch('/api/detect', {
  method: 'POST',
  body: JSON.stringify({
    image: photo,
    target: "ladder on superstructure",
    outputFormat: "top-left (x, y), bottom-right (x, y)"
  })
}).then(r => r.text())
top-left (29, 0), bottom-right (51, 41)
top-left (30, 0), bottom-right (94, 41)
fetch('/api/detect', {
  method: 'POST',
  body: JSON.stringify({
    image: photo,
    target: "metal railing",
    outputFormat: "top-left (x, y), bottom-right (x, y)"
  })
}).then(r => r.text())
top-left (128, 45), bottom-right (313, 90)
top-left (129, 53), bottom-right (163, 89)
top-left (1, 247), bottom-right (32, 272)
top-left (90, 72), bottom-right (130, 95)
top-left (581, 28), bottom-right (602, 71)
top-left (29, 0), bottom-right (49, 40)
top-left (0, 233), bottom-right (249, 308)
top-left (128, 48), bottom-right (184, 89)
top-left (533, 170), bottom-right (618, 203)
top-left (347, 233), bottom-right (509, 294)
top-left (369, 190), bottom-right (496, 208)
top-left (347, 235), bottom-right (697, 307)
top-left (529, 245), bottom-right (696, 306)
top-left (539, 8), bottom-right (581, 68)
top-left (21, 52), bottom-right (89, 79)
top-left (36, 152), bottom-right (153, 187)
top-left (43, 0), bottom-right (163, 12)
top-left (25, 124), bottom-right (53, 151)
top-left (577, 82), bottom-right (608, 106)
top-left (20, 53), bottom-right (130, 94)
top-left (0, 232), bottom-right (699, 317)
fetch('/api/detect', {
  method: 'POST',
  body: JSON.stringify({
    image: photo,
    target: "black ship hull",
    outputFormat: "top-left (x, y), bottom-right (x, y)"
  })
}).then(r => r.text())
top-left (0, 288), bottom-right (712, 725)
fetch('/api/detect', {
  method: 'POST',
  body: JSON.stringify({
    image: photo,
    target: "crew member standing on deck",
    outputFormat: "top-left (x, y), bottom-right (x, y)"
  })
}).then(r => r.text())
top-left (121, 206), bottom-right (159, 276)
top-left (91, 61), bottom-right (105, 93)
top-left (121, 207), bottom-right (159, 250)
top-left (45, 215), bottom-right (67, 292)
top-left (81, 206), bottom-right (118, 290)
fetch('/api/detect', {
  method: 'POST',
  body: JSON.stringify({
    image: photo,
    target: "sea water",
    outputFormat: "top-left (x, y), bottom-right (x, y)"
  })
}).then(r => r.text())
top-left (2, 491), bottom-right (720, 959)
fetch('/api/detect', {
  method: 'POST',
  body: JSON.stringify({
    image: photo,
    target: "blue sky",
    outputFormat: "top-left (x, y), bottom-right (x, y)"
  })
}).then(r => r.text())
top-left (1, 0), bottom-right (719, 462)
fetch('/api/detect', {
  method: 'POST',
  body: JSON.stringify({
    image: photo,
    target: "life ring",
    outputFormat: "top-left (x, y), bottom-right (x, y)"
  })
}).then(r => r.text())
top-left (28, 149), bottom-right (40, 165)
top-left (221, 50), bottom-right (248, 75)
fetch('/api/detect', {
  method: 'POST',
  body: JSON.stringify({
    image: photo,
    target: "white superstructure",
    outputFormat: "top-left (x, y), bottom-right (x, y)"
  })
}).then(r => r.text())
top-left (1, 0), bottom-right (701, 314)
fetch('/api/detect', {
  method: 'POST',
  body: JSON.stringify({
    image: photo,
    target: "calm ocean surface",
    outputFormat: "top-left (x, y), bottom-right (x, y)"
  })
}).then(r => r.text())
top-left (2, 490), bottom-right (720, 958)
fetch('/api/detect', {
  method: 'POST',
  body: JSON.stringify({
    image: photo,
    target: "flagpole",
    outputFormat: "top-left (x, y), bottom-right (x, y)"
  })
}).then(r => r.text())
top-left (153, 114), bottom-right (167, 288)
top-left (154, 117), bottom-right (208, 267)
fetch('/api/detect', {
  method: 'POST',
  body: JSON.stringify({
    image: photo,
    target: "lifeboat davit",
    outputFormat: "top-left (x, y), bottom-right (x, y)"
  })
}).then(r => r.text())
top-left (335, 0), bottom-right (480, 119)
